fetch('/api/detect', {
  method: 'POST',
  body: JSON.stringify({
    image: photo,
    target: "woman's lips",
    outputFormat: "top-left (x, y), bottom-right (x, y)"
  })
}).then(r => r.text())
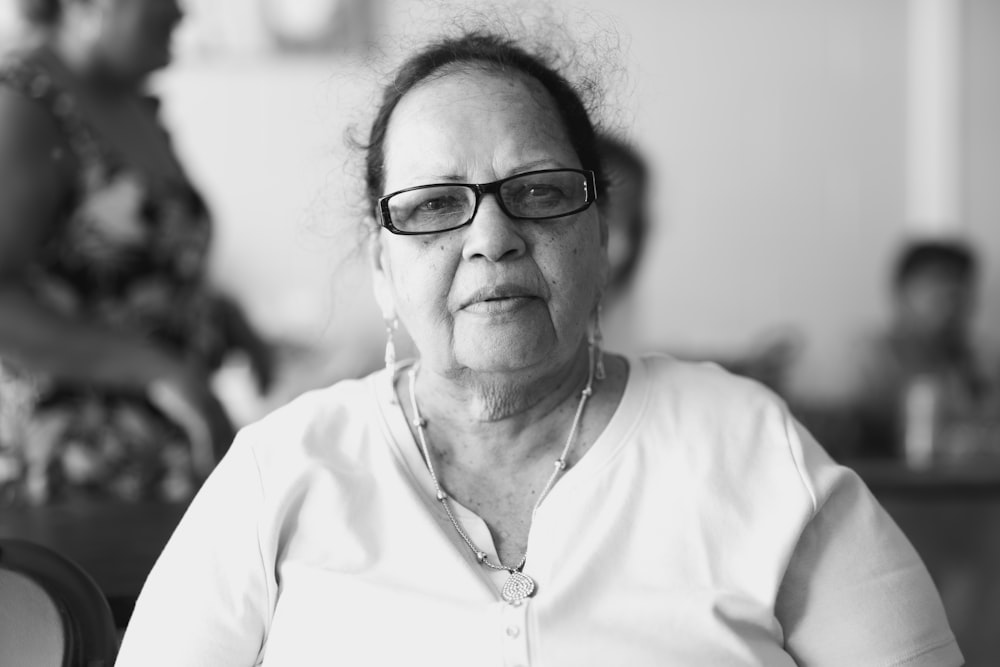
top-left (462, 295), bottom-right (538, 315)
top-left (459, 284), bottom-right (541, 315)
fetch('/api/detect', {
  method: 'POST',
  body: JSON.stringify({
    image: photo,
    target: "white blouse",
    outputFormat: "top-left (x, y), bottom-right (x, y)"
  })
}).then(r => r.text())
top-left (117, 355), bottom-right (962, 666)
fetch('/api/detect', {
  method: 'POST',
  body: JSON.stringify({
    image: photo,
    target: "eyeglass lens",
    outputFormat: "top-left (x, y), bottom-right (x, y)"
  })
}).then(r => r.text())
top-left (386, 170), bottom-right (589, 233)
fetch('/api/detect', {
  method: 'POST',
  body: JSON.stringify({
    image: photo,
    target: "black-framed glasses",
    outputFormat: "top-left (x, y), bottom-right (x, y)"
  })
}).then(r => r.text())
top-left (377, 168), bottom-right (598, 235)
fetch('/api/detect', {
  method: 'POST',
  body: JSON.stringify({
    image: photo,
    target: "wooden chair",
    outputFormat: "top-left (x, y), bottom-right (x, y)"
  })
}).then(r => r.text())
top-left (0, 538), bottom-right (119, 667)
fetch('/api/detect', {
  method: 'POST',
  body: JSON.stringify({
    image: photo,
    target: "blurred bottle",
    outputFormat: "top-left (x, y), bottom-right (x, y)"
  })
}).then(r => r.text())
top-left (901, 375), bottom-right (939, 468)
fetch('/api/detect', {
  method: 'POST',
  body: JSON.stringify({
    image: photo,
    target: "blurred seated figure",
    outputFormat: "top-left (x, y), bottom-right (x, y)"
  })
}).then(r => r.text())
top-left (0, 0), bottom-right (273, 505)
top-left (849, 239), bottom-right (998, 461)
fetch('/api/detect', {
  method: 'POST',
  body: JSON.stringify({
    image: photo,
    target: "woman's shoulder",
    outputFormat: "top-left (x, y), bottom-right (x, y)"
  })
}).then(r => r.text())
top-left (634, 352), bottom-right (787, 417)
top-left (220, 371), bottom-right (401, 509)
top-left (628, 353), bottom-right (807, 482)
top-left (230, 372), bottom-right (386, 471)
top-left (240, 373), bottom-right (378, 441)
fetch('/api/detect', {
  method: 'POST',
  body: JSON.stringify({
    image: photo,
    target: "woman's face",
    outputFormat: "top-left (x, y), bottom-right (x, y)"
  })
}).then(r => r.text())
top-left (84, 0), bottom-right (183, 82)
top-left (373, 69), bottom-right (608, 377)
top-left (898, 269), bottom-right (974, 338)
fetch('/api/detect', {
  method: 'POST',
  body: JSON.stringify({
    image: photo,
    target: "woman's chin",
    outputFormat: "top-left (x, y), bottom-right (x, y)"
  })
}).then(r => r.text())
top-left (451, 327), bottom-right (556, 376)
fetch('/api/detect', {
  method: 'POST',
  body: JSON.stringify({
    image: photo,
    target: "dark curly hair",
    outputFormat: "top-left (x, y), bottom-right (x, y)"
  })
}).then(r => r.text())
top-left (363, 31), bottom-right (604, 222)
top-left (17, 0), bottom-right (62, 25)
top-left (893, 240), bottom-right (977, 289)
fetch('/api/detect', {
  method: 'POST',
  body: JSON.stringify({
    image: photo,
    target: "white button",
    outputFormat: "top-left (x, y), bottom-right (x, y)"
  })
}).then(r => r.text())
top-left (506, 625), bottom-right (520, 638)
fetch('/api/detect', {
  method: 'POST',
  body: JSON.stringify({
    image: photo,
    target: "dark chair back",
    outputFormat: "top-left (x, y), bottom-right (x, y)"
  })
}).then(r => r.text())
top-left (0, 538), bottom-right (119, 667)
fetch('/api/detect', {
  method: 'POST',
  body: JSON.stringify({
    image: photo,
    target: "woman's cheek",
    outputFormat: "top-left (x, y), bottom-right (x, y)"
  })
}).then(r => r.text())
top-left (393, 254), bottom-right (451, 318)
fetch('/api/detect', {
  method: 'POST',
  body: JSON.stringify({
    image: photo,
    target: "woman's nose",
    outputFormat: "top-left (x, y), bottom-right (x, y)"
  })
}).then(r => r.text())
top-left (461, 195), bottom-right (527, 262)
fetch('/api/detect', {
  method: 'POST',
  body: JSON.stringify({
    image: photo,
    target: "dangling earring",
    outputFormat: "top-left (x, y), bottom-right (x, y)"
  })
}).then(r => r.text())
top-left (384, 318), bottom-right (399, 400)
top-left (588, 303), bottom-right (606, 380)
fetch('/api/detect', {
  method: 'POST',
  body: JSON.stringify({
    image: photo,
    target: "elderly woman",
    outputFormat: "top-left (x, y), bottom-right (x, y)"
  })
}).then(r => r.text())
top-left (117, 31), bottom-right (962, 666)
top-left (0, 0), bottom-right (272, 503)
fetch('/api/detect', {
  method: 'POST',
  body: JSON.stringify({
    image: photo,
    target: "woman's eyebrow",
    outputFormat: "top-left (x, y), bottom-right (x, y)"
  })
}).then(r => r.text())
top-left (511, 159), bottom-right (564, 173)
top-left (398, 159), bottom-right (567, 187)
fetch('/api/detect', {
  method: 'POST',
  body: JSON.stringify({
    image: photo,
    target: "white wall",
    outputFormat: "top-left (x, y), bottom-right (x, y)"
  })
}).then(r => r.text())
top-left (157, 0), bottom-right (1000, 405)
top-left (966, 0), bottom-right (1000, 370)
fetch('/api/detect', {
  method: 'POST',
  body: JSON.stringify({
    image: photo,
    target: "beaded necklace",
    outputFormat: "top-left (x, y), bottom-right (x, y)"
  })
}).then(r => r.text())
top-left (405, 347), bottom-right (598, 603)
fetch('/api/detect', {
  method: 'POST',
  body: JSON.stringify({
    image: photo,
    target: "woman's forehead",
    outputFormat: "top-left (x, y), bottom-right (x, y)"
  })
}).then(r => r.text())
top-left (382, 69), bottom-right (577, 184)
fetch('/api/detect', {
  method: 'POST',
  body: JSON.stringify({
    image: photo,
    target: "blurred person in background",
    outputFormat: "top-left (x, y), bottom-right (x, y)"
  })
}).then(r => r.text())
top-left (597, 133), bottom-right (801, 396)
top-left (849, 239), bottom-right (998, 460)
top-left (0, 0), bottom-right (273, 505)
top-left (597, 132), bottom-right (648, 302)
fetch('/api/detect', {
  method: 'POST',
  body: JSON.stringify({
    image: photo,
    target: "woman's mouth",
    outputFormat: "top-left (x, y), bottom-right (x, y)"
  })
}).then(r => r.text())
top-left (462, 295), bottom-right (537, 315)
top-left (459, 283), bottom-right (541, 315)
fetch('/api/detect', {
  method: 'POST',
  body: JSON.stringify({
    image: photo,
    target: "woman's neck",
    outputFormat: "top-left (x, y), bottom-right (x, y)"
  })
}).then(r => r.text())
top-left (407, 344), bottom-right (594, 470)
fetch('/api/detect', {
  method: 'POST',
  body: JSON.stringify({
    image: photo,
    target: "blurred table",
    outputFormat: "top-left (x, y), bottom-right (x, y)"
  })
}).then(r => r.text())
top-left (849, 460), bottom-right (1000, 666)
top-left (0, 501), bottom-right (188, 628)
top-left (851, 459), bottom-right (1000, 496)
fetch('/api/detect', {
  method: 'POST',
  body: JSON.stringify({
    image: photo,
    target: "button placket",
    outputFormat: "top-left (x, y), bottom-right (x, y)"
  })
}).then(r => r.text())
top-left (499, 599), bottom-right (531, 666)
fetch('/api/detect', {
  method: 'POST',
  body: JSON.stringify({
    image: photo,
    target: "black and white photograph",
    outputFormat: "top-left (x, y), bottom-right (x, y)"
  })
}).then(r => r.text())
top-left (1, 0), bottom-right (997, 665)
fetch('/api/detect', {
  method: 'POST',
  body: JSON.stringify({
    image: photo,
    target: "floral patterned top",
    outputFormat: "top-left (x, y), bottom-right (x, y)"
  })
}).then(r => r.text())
top-left (0, 50), bottom-right (230, 505)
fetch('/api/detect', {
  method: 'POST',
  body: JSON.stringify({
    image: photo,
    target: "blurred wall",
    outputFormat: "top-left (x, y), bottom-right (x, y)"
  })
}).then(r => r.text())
top-left (157, 0), bottom-right (1000, 403)
top-left (966, 0), bottom-right (1000, 375)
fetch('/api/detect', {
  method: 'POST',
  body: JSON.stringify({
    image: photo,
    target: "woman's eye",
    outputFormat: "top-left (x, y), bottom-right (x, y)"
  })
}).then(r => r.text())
top-left (525, 185), bottom-right (563, 199)
top-left (514, 184), bottom-right (568, 211)
top-left (417, 196), bottom-right (463, 213)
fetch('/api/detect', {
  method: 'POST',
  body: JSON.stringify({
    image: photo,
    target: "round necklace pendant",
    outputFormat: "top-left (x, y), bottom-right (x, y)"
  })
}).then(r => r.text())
top-left (501, 571), bottom-right (536, 603)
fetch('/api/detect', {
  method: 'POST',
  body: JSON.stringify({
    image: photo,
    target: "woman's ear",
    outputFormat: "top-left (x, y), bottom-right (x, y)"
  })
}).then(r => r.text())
top-left (369, 233), bottom-right (396, 321)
